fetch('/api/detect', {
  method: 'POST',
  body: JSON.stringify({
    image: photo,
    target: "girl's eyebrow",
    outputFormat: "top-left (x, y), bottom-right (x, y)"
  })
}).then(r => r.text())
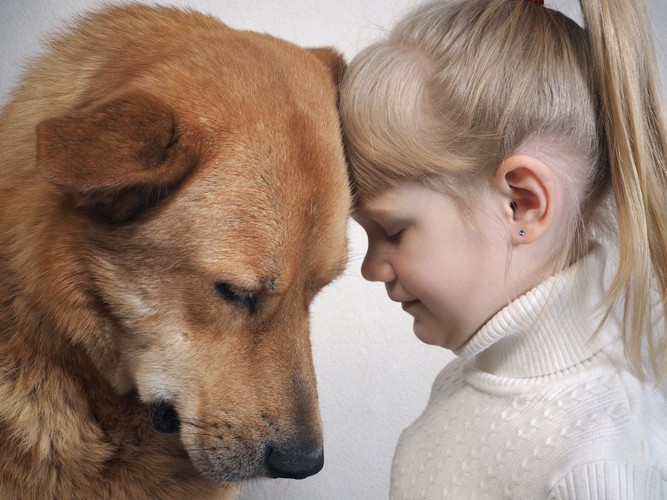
top-left (360, 205), bottom-right (393, 218)
top-left (353, 208), bottom-right (386, 226)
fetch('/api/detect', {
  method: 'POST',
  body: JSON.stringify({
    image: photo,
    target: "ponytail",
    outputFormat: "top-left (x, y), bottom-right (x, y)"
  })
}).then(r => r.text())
top-left (580, 0), bottom-right (667, 380)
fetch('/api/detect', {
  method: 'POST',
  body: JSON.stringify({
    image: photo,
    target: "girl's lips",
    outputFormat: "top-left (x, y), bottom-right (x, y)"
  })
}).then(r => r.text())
top-left (401, 300), bottom-right (419, 311)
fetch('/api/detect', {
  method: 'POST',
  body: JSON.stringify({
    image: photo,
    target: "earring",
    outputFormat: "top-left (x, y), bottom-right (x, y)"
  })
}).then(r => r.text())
top-left (519, 230), bottom-right (526, 237)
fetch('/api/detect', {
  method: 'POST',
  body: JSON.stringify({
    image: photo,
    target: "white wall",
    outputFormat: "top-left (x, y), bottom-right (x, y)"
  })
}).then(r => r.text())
top-left (1, 1), bottom-right (665, 499)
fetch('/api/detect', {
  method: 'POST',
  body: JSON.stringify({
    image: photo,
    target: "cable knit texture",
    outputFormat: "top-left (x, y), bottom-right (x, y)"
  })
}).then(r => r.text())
top-left (390, 244), bottom-right (667, 499)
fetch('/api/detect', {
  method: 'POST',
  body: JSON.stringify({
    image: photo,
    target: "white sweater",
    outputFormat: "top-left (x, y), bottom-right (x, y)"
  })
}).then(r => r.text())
top-left (390, 245), bottom-right (667, 499)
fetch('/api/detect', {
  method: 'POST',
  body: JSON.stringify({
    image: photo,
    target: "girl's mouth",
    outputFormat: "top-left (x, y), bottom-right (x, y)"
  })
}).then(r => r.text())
top-left (402, 300), bottom-right (419, 311)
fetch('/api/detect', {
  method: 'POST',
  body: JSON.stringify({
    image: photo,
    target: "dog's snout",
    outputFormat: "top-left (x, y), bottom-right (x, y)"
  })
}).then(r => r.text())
top-left (265, 440), bottom-right (324, 480)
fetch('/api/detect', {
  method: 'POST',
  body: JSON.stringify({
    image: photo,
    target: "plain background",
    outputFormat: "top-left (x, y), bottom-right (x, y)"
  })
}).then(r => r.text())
top-left (1, 1), bottom-right (666, 499)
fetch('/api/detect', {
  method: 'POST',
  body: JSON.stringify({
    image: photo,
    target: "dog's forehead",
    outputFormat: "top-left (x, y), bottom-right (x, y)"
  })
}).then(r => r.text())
top-left (147, 130), bottom-right (349, 284)
top-left (130, 31), bottom-right (352, 283)
top-left (199, 148), bottom-right (342, 227)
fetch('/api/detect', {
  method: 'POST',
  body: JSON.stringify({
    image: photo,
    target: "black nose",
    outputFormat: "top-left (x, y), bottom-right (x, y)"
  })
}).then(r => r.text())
top-left (265, 441), bottom-right (324, 479)
top-left (148, 401), bottom-right (180, 433)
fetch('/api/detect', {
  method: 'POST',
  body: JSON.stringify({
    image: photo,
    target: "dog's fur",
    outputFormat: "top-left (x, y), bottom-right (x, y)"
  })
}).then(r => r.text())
top-left (0, 5), bottom-right (350, 499)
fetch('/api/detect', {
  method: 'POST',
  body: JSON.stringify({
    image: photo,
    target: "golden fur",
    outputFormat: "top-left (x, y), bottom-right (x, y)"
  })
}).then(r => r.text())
top-left (0, 4), bottom-right (350, 499)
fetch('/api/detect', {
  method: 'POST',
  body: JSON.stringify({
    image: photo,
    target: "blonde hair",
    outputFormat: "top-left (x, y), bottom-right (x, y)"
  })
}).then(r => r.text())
top-left (340, 0), bottom-right (667, 380)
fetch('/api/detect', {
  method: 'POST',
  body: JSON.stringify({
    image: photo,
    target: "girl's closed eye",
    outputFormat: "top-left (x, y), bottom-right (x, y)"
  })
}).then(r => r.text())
top-left (386, 228), bottom-right (405, 244)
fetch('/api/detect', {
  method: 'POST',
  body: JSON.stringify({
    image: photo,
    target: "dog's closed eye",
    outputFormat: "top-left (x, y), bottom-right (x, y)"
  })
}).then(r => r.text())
top-left (215, 282), bottom-right (258, 313)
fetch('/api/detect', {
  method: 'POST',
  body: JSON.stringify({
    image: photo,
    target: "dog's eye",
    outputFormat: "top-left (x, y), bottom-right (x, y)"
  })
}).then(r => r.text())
top-left (215, 282), bottom-right (257, 313)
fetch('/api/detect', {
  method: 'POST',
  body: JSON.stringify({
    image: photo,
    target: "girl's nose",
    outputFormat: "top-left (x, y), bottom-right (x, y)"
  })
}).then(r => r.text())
top-left (360, 250), bottom-right (396, 283)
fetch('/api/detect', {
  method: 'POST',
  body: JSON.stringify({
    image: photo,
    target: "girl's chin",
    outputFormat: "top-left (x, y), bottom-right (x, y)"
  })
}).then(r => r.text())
top-left (412, 321), bottom-right (446, 348)
top-left (412, 318), bottom-right (469, 350)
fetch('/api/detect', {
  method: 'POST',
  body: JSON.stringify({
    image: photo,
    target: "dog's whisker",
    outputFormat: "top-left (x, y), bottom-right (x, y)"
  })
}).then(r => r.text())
top-left (181, 417), bottom-right (239, 432)
top-left (178, 431), bottom-right (226, 440)
top-left (180, 419), bottom-right (208, 430)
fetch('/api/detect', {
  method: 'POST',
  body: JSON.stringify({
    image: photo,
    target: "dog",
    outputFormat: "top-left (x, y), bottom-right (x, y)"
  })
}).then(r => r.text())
top-left (0, 4), bottom-right (350, 499)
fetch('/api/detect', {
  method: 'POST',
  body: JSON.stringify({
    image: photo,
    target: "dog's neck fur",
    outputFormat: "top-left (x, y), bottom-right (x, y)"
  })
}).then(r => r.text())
top-left (0, 182), bottom-right (230, 499)
top-left (0, 177), bottom-right (134, 389)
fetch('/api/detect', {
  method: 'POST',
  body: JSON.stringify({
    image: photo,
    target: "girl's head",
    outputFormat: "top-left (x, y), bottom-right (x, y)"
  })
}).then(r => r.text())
top-left (343, 0), bottom-right (602, 264)
top-left (341, 0), bottom-right (667, 378)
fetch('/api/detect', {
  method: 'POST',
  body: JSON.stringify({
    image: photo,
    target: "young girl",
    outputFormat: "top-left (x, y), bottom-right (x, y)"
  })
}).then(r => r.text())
top-left (341, 0), bottom-right (667, 497)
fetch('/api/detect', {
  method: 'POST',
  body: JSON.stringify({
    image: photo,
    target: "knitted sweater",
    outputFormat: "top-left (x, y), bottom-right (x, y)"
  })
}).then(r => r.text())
top-left (390, 245), bottom-right (667, 499)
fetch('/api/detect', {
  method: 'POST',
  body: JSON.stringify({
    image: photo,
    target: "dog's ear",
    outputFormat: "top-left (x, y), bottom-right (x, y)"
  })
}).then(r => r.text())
top-left (308, 48), bottom-right (347, 87)
top-left (36, 90), bottom-right (197, 222)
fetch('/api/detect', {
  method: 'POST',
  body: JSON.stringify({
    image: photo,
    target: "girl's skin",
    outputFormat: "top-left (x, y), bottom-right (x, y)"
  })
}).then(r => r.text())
top-left (354, 153), bottom-right (563, 350)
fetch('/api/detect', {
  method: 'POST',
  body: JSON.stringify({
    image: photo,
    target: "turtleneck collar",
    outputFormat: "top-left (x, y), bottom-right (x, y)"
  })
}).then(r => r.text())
top-left (454, 243), bottom-right (621, 379)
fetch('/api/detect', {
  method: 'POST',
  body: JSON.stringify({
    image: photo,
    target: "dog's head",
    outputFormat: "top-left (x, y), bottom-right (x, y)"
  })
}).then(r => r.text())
top-left (33, 8), bottom-right (350, 484)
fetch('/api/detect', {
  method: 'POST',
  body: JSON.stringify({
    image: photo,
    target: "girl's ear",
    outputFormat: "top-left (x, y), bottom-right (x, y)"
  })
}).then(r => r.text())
top-left (492, 154), bottom-right (555, 244)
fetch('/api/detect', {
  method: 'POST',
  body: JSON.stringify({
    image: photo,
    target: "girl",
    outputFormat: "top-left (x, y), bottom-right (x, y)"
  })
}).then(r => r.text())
top-left (340, 0), bottom-right (667, 498)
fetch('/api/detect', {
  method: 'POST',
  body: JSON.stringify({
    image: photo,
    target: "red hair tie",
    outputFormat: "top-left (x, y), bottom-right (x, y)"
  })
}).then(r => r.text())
top-left (525, 0), bottom-right (544, 4)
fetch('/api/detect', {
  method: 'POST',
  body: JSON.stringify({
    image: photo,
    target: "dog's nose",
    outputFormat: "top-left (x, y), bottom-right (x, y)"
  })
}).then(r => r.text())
top-left (265, 440), bottom-right (324, 479)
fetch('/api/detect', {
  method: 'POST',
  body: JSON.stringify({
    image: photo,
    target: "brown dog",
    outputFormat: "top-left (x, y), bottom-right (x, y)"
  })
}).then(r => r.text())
top-left (0, 4), bottom-right (350, 499)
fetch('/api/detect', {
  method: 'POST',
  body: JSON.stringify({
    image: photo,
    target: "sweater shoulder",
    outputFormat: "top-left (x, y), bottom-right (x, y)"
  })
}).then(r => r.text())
top-left (548, 461), bottom-right (667, 500)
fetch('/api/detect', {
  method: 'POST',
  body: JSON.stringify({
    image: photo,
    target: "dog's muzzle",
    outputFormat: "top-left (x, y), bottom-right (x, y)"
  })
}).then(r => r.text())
top-left (148, 401), bottom-right (181, 433)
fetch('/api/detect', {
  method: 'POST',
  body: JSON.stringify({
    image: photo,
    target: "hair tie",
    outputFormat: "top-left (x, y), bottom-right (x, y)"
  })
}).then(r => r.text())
top-left (525, 0), bottom-right (544, 5)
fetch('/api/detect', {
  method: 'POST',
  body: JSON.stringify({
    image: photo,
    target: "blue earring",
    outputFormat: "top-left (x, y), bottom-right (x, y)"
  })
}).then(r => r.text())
top-left (519, 230), bottom-right (526, 237)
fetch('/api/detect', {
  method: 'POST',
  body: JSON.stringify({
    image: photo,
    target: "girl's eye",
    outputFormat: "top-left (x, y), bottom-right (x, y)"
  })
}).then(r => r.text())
top-left (214, 282), bottom-right (258, 313)
top-left (386, 229), bottom-right (404, 244)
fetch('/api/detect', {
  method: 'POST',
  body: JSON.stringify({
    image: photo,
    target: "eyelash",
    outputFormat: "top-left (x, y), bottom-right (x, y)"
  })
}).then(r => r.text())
top-left (386, 229), bottom-right (404, 244)
top-left (214, 282), bottom-right (258, 313)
